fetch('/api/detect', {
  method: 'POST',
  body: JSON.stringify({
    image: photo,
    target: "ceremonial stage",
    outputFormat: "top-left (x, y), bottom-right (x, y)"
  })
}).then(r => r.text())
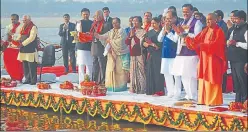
top-left (1, 75), bottom-right (247, 131)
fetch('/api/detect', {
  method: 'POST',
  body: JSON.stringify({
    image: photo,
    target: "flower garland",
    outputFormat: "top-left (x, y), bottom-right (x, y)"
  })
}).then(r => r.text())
top-left (1, 91), bottom-right (247, 131)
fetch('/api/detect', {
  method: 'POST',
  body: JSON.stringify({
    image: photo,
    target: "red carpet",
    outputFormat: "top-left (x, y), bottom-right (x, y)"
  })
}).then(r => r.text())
top-left (37, 66), bottom-right (78, 77)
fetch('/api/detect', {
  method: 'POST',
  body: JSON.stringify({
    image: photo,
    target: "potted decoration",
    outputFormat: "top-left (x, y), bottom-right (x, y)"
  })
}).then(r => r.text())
top-left (37, 82), bottom-right (51, 90)
top-left (0, 78), bottom-right (17, 88)
top-left (228, 102), bottom-right (244, 112)
top-left (60, 81), bottom-right (74, 90)
top-left (80, 74), bottom-right (96, 95)
top-left (242, 100), bottom-right (248, 113)
top-left (97, 84), bottom-right (107, 96)
top-left (80, 74), bottom-right (107, 96)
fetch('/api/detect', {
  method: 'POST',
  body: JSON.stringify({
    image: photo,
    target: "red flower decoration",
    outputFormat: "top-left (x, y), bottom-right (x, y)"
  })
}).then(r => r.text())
top-left (229, 102), bottom-right (244, 111)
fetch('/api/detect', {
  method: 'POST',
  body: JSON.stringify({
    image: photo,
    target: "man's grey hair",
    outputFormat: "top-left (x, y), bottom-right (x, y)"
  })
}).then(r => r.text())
top-left (23, 15), bottom-right (31, 20)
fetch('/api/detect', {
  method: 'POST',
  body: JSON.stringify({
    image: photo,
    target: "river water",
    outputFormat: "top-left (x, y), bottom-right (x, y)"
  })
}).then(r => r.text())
top-left (0, 105), bottom-right (176, 131)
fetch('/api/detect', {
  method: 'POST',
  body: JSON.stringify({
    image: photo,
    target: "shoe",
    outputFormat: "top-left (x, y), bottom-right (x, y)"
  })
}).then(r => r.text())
top-left (152, 91), bottom-right (164, 96)
top-left (30, 82), bottom-right (36, 85)
top-left (23, 81), bottom-right (30, 84)
top-left (188, 99), bottom-right (197, 102)
top-left (156, 91), bottom-right (165, 96)
top-left (64, 71), bottom-right (69, 74)
top-left (179, 98), bottom-right (188, 101)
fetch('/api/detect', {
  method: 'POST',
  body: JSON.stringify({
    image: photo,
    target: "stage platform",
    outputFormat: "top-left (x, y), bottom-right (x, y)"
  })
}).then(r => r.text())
top-left (0, 76), bottom-right (247, 131)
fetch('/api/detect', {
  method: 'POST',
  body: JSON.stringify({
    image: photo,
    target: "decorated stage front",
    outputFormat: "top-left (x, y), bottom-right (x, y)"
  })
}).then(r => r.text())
top-left (1, 83), bottom-right (247, 131)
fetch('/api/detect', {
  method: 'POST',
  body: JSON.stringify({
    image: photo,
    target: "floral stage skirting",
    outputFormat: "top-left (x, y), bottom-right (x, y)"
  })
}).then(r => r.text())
top-left (1, 88), bottom-right (247, 131)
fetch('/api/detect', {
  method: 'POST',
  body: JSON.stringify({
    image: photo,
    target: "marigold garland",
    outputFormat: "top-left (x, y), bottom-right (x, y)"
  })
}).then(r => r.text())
top-left (1, 90), bottom-right (247, 131)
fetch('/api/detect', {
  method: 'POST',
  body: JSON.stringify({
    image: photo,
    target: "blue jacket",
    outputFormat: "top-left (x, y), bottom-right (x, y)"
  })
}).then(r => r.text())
top-left (161, 30), bottom-right (177, 58)
top-left (125, 27), bottom-right (131, 35)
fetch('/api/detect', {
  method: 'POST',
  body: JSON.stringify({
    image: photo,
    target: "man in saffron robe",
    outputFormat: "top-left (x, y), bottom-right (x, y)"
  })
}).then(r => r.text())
top-left (2, 14), bottom-right (24, 83)
top-left (184, 13), bottom-right (227, 106)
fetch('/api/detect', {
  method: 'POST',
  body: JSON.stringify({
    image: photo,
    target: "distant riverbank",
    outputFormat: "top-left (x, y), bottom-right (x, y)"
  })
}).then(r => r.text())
top-left (1, 17), bottom-right (130, 28)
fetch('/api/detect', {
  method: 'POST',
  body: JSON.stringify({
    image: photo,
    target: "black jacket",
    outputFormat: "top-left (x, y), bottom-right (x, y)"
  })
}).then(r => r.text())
top-left (59, 22), bottom-right (76, 47)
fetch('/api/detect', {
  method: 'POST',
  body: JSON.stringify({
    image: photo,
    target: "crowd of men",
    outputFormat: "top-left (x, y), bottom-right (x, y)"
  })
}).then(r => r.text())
top-left (1, 4), bottom-right (247, 106)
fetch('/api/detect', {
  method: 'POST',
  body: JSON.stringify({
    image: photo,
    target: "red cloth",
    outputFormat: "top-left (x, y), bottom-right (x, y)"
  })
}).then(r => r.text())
top-left (7, 22), bottom-right (21, 42)
top-left (78, 32), bottom-right (93, 43)
top-left (11, 40), bottom-right (21, 46)
top-left (78, 20), bottom-right (104, 43)
top-left (3, 48), bottom-right (24, 81)
top-left (11, 22), bottom-right (20, 34)
top-left (125, 30), bottom-right (141, 56)
top-left (91, 20), bottom-right (104, 33)
top-left (144, 23), bottom-right (151, 32)
top-left (185, 25), bottom-right (227, 84)
top-left (1, 40), bottom-right (9, 46)
top-left (37, 66), bottom-right (78, 77)
top-left (20, 21), bottom-right (34, 35)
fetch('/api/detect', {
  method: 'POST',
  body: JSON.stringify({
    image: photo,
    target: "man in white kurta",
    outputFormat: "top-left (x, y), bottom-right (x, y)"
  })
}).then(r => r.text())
top-left (75, 8), bottom-right (93, 83)
top-left (158, 11), bottom-right (182, 99)
top-left (171, 4), bottom-right (203, 101)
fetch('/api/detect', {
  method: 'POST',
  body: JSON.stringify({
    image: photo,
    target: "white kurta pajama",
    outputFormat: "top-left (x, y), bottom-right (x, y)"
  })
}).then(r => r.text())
top-left (171, 16), bottom-right (203, 101)
top-left (76, 22), bottom-right (93, 83)
top-left (158, 28), bottom-right (182, 98)
top-left (76, 50), bottom-right (93, 83)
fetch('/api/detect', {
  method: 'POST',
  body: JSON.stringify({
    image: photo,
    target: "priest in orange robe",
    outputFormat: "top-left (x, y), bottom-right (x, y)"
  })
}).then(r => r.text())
top-left (184, 13), bottom-right (227, 106)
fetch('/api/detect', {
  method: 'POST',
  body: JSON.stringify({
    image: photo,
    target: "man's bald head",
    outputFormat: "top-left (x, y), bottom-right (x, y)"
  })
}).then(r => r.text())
top-left (206, 13), bottom-right (217, 28)
top-left (22, 15), bottom-right (31, 25)
top-left (208, 13), bottom-right (218, 20)
top-left (164, 11), bottom-right (177, 26)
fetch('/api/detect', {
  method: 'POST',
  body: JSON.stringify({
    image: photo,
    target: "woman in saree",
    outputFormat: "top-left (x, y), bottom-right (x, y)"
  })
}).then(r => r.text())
top-left (125, 16), bottom-right (146, 94)
top-left (95, 17), bottom-right (130, 92)
top-left (143, 17), bottom-right (165, 96)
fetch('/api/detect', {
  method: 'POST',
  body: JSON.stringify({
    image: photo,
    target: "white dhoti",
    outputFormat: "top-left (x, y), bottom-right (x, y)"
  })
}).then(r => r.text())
top-left (171, 56), bottom-right (199, 100)
top-left (77, 50), bottom-right (93, 83)
top-left (161, 58), bottom-right (182, 98)
top-left (160, 58), bottom-right (174, 75)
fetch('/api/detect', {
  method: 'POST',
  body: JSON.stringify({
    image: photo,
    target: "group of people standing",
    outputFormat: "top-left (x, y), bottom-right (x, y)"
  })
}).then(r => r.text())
top-left (59, 4), bottom-right (247, 106)
top-left (59, 7), bottom-right (130, 92)
top-left (2, 14), bottom-right (38, 85)
top-left (1, 4), bottom-right (247, 107)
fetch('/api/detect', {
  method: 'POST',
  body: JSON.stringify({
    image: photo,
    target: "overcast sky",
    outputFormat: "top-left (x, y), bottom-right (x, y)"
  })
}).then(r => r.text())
top-left (1, 0), bottom-right (246, 17)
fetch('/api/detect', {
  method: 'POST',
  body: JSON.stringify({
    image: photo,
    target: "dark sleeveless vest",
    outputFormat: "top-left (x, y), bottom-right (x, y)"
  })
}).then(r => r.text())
top-left (20, 26), bottom-right (37, 53)
top-left (227, 23), bottom-right (247, 62)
